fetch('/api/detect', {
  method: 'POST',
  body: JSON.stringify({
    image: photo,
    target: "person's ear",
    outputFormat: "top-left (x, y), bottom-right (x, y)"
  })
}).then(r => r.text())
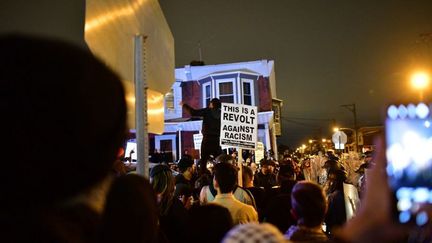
top-left (290, 208), bottom-right (298, 221)
top-left (213, 177), bottom-right (219, 189)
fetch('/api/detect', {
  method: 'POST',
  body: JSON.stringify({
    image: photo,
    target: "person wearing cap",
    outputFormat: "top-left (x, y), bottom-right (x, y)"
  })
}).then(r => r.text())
top-left (223, 223), bottom-right (287, 243)
top-left (181, 98), bottom-right (223, 172)
top-left (254, 159), bottom-right (278, 191)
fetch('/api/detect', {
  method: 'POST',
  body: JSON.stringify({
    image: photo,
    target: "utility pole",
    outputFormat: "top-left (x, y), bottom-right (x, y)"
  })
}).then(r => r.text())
top-left (341, 103), bottom-right (358, 152)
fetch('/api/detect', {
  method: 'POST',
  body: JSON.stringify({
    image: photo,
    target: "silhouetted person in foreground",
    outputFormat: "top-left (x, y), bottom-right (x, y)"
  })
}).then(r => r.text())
top-left (99, 174), bottom-right (160, 243)
top-left (263, 164), bottom-right (297, 231)
top-left (189, 204), bottom-right (233, 243)
top-left (0, 35), bottom-right (127, 242)
top-left (285, 181), bottom-right (330, 242)
top-left (181, 98), bottom-right (222, 172)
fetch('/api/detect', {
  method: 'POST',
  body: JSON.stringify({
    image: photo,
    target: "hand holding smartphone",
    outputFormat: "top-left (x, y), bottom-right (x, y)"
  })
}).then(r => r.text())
top-left (386, 103), bottom-right (432, 225)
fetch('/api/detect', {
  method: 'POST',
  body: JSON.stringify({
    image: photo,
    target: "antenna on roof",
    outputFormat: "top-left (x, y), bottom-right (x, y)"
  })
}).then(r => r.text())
top-left (198, 41), bottom-right (202, 61)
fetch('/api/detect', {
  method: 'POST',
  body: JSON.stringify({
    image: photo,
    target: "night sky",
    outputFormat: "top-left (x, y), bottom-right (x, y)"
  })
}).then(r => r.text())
top-left (159, 0), bottom-right (432, 148)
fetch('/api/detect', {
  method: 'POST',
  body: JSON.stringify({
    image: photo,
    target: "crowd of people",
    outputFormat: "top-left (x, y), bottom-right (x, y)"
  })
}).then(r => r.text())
top-left (2, 34), bottom-right (432, 243)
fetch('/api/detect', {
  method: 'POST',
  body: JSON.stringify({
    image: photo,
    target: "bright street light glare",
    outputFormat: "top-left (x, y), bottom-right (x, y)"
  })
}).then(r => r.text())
top-left (333, 127), bottom-right (339, 132)
top-left (411, 72), bottom-right (430, 90)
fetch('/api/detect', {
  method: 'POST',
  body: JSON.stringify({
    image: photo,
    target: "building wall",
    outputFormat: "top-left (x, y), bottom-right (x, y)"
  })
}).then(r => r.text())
top-left (181, 81), bottom-right (202, 117)
top-left (181, 131), bottom-right (200, 159)
top-left (257, 76), bottom-right (272, 112)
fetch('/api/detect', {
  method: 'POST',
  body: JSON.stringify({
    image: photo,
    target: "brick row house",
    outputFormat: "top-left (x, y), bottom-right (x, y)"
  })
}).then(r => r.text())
top-left (149, 59), bottom-right (283, 162)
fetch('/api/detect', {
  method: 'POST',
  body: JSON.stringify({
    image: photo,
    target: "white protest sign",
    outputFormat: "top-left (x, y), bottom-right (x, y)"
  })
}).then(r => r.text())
top-left (343, 182), bottom-right (360, 220)
top-left (220, 103), bottom-right (258, 149)
top-left (255, 142), bottom-right (265, 163)
top-left (193, 133), bottom-right (203, 150)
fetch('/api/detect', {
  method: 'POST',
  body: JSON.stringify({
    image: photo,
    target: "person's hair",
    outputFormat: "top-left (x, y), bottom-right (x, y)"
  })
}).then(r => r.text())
top-left (291, 181), bottom-right (327, 227)
top-left (326, 168), bottom-right (347, 194)
top-left (189, 204), bottom-right (233, 243)
top-left (215, 154), bottom-right (235, 165)
top-left (214, 162), bottom-right (238, 193)
top-left (242, 166), bottom-right (253, 186)
top-left (150, 165), bottom-right (175, 216)
top-left (210, 98), bottom-right (221, 109)
top-left (0, 35), bottom-right (127, 206)
top-left (323, 159), bottom-right (339, 171)
top-left (177, 157), bottom-right (194, 173)
top-left (260, 158), bottom-right (276, 167)
top-left (278, 164), bottom-right (295, 182)
top-left (99, 174), bottom-right (158, 243)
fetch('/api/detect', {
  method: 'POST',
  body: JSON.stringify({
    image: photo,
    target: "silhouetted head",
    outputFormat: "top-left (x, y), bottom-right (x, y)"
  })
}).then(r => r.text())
top-left (291, 181), bottom-right (327, 227)
top-left (209, 98), bottom-right (221, 109)
top-left (213, 162), bottom-right (238, 194)
top-left (189, 204), bottom-right (233, 243)
top-left (100, 174), bottom-right (158, 243)
top-left (0, 35), bottom-right (127, 207)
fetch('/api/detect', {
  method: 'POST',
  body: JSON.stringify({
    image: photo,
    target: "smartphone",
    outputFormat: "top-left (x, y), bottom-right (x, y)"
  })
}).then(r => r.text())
top-left (386, 103), bottom-right (432, 225)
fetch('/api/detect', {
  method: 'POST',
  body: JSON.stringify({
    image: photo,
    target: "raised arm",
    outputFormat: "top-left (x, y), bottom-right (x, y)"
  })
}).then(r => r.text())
top-left (181, 102), bottom-right (207, 117)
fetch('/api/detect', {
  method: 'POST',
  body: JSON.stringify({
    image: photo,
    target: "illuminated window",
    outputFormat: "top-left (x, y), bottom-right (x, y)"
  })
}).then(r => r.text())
top-left (217, 80), bottom-right (235, 103)
top-left (165, 89), bottom-right (174, 111)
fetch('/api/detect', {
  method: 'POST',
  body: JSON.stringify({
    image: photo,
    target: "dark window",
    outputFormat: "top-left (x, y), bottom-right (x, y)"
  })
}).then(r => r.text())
top-left (243, 82), bottom-right (252, 105)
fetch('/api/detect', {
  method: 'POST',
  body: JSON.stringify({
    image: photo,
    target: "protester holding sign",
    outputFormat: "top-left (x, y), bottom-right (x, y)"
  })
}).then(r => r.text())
top-left (182, 98), bottom-right (223, 172)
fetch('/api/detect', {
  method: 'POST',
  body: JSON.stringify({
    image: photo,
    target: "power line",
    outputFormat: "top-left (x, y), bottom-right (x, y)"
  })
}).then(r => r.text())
top-left (281, 118), bottom-right (322, 128)
top-left (281, 116), bottom-right (335, 122)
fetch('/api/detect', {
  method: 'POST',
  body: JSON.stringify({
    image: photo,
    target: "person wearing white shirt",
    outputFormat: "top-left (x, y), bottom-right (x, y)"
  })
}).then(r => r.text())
top-left (210, 162), bottom-right (258, 225)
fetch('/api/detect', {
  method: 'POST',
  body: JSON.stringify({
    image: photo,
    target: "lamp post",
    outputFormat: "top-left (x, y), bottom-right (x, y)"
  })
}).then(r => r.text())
top-left (340, 104), bottom-right (359, 153)
top-left (411, 71), bottom-right (430, 101)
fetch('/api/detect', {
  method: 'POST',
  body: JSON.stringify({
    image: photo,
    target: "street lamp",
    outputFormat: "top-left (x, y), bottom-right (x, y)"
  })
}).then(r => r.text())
top-left (301, 144), bottom-right (307, 154)
top-left (411, 71), bottom-right (430, 101)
